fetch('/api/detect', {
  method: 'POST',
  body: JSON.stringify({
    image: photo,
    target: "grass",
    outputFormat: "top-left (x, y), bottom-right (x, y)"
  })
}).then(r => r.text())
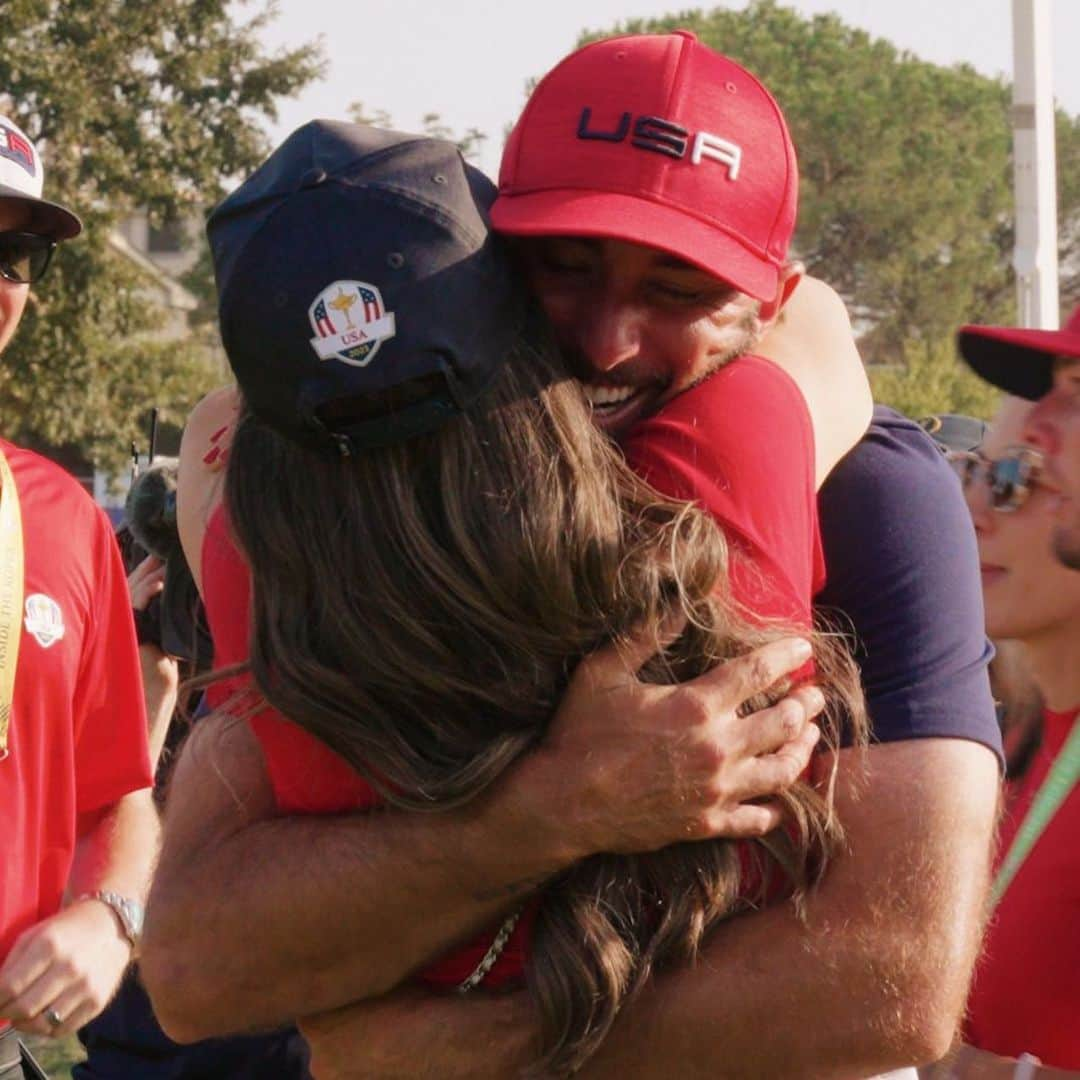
top-left (19, 1034), bottom-right (85, 1078)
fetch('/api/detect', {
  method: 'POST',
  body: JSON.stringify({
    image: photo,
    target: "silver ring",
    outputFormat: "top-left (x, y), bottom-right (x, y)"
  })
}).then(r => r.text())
top-left (44, 1006), bottom-right (63, 1028)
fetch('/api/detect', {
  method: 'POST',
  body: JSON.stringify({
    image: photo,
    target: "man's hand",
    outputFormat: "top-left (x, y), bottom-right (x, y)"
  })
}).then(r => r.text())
top-left (128, 553), bottom-right (165, 610)
top-left (0, 898), bottom-right (132, 1038)
top-left (300, 989), bottom-right (532, 1080)
top-left (520, 630), bottom-right (824, 859)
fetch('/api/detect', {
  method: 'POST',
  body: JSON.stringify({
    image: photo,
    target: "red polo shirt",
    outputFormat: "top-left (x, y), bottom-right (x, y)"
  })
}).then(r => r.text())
top-left (964, 705), bottom-right (1080, 1067)
top-left (0, 443), bottom-right (152, 966)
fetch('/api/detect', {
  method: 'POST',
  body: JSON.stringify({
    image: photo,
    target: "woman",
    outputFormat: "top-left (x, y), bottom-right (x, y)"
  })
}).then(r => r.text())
top-left (931, 396), bottom-right (1080, 1078)
top-left (176, 121), bottom-right (870, 1076)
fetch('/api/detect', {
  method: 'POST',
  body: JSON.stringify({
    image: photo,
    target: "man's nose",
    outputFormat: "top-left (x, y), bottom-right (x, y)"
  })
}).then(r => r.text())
top-left (574, 298), bottom-right (642, 374)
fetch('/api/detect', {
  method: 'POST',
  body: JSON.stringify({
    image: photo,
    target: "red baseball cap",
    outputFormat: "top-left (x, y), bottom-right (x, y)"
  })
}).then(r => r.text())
top-left (958, 304), bottom-right (1080, 401)
top-left (492, 31), bottom-right (798, 303)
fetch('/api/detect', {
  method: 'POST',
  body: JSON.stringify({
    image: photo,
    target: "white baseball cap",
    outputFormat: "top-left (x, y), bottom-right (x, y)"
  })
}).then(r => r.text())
top-left (0, 115), bottom-right (81, 239)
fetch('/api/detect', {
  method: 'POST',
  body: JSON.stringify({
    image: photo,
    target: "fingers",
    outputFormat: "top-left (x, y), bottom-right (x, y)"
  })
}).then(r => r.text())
top-left (2, 965), bottom-right (68, 1027)
top-left (576, 609), bottom-right (688, 688)
top-left (715, 800), bottom-right (786, 838)
top-left (737, 686), bottom-right (826, 759)
top-left (0, 936), bottom-right (49, 1017)
top-left (37, 988), bottom-right (100, 1039)
top-left (738, 722), bottom-right (822, 803)
top-left (704, 637), bottom-right (814, 707)
top-left (128, 554), bottom-right (166, 610)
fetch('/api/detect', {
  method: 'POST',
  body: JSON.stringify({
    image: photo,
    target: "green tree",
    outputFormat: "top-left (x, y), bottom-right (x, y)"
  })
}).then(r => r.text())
top-left (867, 338), bottom-right (1002, 420)
top-left (347, 101), bottom-right (487, 161)
top-left (0, 0), bottom-right (322, 473)
top-left (584, 1), bottom-right (1080, 412)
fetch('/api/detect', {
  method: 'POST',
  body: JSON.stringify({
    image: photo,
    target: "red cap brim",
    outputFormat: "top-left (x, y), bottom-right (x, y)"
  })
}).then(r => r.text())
top-left (958, 323), bottom-right (1080, 401)
top-left (491, 188), bottom-right (781, 303)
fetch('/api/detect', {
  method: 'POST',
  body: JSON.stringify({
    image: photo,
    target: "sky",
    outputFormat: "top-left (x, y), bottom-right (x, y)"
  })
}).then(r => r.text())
top-left (256, 0), bottom-right (1080, 177)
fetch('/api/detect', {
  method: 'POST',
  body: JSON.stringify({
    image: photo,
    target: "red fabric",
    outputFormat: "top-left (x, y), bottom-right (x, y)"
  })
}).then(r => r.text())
top-left (202, 354), bottom-right (819, 988)
top-left (0, 443), bottom-right (152, 965)
top-left (964, 705), bottom-right (1080, 1068)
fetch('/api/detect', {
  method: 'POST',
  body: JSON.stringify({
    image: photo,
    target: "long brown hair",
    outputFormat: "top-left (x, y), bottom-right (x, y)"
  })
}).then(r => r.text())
top-left (223, 333), bottom-right (866, 1076)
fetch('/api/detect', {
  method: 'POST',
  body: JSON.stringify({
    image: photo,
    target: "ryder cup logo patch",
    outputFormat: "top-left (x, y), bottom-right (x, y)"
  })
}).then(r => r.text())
top-left (308, 280), bottom-right (396, 367)
top-left (24, 593), bottom-right (64, 649)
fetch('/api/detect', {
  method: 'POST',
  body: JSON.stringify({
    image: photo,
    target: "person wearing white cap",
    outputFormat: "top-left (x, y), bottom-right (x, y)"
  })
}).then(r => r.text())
top-left (0, 116), bottom-right (157, 1079)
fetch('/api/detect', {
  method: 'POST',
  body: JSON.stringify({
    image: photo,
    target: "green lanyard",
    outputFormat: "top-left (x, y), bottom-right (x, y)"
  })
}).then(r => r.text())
top-left (989, 715), bottom-right (1080, 910)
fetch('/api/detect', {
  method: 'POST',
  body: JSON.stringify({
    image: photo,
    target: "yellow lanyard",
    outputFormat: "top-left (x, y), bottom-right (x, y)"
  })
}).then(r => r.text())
top-left (0, 448), bottom-right (23, 761)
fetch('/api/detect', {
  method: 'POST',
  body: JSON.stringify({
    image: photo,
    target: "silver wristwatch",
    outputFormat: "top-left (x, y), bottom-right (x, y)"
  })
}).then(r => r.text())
top-left (79, 890), bottom-right (144, 949)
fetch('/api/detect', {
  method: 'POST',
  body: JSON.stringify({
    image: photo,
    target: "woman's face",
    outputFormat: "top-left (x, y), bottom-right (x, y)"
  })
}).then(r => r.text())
top-left (967, 397), bottom-right (1080, 643)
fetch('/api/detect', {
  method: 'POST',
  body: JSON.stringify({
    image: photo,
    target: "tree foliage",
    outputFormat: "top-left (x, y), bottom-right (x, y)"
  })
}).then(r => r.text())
top-left (584, 1), bottom-right (1080, 415)
top-left (867, 339), bottom-right (1002, 421)
top-left (0, 0), bottom-right (322, 472)
top-left (347, 101), bottom-right (488, 162)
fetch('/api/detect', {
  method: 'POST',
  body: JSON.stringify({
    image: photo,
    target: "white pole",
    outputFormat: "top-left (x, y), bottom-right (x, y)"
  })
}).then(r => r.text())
top-left (1011, 0), bottom-right (1059, 329)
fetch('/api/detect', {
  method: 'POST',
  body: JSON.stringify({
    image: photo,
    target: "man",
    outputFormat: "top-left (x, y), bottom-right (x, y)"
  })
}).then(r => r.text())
top-left (143, 34), bottom-right (1002, 1078)
top-left (0, 115), bottom-right (157, 1078)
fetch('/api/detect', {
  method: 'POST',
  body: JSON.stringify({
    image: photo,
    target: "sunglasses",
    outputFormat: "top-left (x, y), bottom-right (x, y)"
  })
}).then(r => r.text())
top-left (0, 231), bottom-right (56, 285)
top-left (947, 446), bottom-right (1044, 513)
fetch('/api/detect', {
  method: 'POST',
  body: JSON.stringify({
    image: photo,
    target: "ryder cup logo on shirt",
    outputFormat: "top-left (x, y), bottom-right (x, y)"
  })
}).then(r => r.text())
top-left (24, 593), bottom-right (64, 649)
top-left (308, 280), bottom-right (396, 367)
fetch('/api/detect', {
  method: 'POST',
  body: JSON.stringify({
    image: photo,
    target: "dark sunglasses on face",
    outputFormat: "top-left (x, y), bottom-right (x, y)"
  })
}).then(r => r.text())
top-left (947, 445), bottom-right (1044, 513)
top-left (0, 231), bottom-right (56, 285)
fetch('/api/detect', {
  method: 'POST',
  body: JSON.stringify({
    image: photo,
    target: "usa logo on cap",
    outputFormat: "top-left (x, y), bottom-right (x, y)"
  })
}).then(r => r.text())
top-left (308, 280), bottom-right (396, 367)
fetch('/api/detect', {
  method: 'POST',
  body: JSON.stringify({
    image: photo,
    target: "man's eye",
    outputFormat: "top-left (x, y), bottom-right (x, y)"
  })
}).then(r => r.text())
top-left (650, 282), bottom-right (705, 303)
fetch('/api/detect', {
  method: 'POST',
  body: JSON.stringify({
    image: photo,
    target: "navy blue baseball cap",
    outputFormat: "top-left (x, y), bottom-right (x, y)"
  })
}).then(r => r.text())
top-left (208, 120), bottom-right (530, 454)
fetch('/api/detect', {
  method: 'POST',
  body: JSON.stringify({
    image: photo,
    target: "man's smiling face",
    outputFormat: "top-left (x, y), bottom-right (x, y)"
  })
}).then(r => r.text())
top-left (518, 236), bottom-right (764, 438)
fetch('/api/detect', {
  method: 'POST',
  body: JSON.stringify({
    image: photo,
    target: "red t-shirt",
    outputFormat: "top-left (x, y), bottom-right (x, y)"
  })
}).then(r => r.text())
top-left (202, 355), bottom-right (821, 988)
top-left (0, 443), bottom-right (152, 964)
top-left (964, 705), bottom-right (1080, 1068)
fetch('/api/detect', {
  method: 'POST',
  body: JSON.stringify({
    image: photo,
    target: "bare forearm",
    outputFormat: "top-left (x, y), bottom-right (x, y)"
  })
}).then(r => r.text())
top-left (69, 788), bottom-right (159, 901)
top-left (579, 740), bottom-right (1000, 1078)
top-left (142, 747), bottom-right (571, 1041)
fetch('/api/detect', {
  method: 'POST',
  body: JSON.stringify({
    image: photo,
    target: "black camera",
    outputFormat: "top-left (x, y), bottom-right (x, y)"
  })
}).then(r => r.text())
top-left (121, 460), bottom-right (212, 672)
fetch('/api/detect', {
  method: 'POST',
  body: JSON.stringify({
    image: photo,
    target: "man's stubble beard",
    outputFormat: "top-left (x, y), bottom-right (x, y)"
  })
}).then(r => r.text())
top-left (683, 307), bottom-right (760, 395)
top-left (1053, 522), bottom-right (1080, 571)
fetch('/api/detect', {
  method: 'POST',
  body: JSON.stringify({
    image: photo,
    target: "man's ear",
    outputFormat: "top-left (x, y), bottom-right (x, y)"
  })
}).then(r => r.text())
top-left (758, 261), bottom-right (804, 327)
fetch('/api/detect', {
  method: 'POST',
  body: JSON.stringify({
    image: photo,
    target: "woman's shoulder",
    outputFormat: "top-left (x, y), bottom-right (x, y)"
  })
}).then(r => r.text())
top-left (178, 386), bottom-right (240, 591)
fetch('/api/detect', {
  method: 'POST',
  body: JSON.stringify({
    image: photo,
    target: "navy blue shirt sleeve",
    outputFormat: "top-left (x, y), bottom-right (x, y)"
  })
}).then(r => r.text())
top-left (815, 407), bottom-right (1002, 765)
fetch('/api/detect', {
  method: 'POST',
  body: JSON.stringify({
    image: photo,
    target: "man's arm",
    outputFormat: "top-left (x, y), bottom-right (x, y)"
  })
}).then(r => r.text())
top-left (299, 738), bottom-right (999, 1080)
top-left (140, 637), bottom-right (825, 1043)
top-left (577, 738), bottom-right (999, 1077)
top-left (0, 788), bottom-right (159, 1039)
